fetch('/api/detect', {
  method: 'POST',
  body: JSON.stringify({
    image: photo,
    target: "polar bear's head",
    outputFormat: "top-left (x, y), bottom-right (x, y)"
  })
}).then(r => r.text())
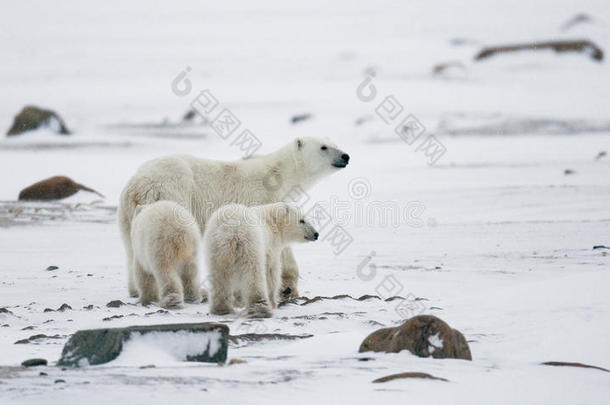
top-left (271, 202), bottom-right (319, 243)
top-left (293, 137), bottom-right (350, 179)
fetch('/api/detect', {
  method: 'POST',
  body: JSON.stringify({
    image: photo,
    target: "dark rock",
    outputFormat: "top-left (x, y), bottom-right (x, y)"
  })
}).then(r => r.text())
top-left (21, 326), bottom-right (35, 330)
top-left (39, 372), bottom-right (48, 376)
top-left (291, 114), bottom-right (312, 124)
top-left (432, 61), bottom-right (466, 76)
top-left (561, 13), bottom-right (593, 31)
top-left (564, 169), bottom-right (575, 175)
top-left (21, 358), bottom-right (47, 367)
top-left (54, 379), bottom-right (66, 384)
top-left (106, 300), bottom-right (125, 308)
top-left (83, 305), bottom-right (94, 310)
top-left (57, 322), bottom-right (229, 367)
top-left (359, 315), bottom-right (472, 360)
top-left (373, 371), bottom-right (449, 383)
top-left (595, 151), bottom-right (607, 160)
top-left (228, 333), bottom-right (313, 344)
top-left (15, 334), bottom-right (62, 344)
top-left (43, 308), bottom-right (54, 313)
top-left (7, 105), bottom-right (71, 136)
top-left (541, 361), bottom-right (609, 372)
top-left (357, 294), bottom-right (382, 301)
top-left (475, 40), bottom-right (603, 62)
top-left (102, 315), bottom-right (124, 321)
top-left (46, 266), bottom-right (59, 271)
top-left (0, 307), bottom-right (13, 315)
top-left (19, 176), bottom-right (104, 201)
top-left (593, 245), bottom-right (609, 250)
top-left (57, 304), bottom-right (72, 312)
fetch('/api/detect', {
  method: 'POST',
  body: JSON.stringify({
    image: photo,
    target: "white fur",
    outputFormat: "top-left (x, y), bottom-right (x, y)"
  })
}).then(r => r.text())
top-left (130, 201), bottom-right (202, 309)
top-left (204, 203), bottom-right (318, 318)
top-left (119, 137), bottom-right (349, 299)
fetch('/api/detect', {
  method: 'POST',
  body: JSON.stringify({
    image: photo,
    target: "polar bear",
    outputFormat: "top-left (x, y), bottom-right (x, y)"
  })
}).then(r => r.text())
top-left (204, 202), bottom-right (318, 317)
top-left (130, 201), bottom-right (202, 309)
top-left (119, 137), bottom-right (349, 300)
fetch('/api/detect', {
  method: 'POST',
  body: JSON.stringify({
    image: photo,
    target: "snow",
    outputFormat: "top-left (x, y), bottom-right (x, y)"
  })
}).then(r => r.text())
top-left (1, 0), bottom-right (609, 404)
top-left (113, 330), bottom-right (223, 366)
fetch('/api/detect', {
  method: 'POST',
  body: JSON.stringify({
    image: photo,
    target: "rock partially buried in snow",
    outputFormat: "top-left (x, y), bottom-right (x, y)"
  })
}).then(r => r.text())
top-left (18, 176), bottom-right (104, 201)
top-left (7, 105), bottom-right (71, 136)
top-left (359, 315), bottom-right (472, 360)
top-left (57, 322), bottom-right (229, 367)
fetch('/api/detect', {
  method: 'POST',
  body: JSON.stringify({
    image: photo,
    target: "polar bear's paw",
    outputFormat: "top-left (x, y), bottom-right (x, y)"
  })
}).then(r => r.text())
top-left (246, 302), bottom-right (273, 318)
top-left (184, 291), bottom-right (202, 304)
top-left (160, 293), bottom-right (184, 309)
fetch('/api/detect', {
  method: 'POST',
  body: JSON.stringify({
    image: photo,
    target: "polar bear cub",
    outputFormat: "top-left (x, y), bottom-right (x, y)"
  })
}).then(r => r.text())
top-left (204, 202), bottom-right (318, 318)
top-left (131, 201), bottom-right (202, 308)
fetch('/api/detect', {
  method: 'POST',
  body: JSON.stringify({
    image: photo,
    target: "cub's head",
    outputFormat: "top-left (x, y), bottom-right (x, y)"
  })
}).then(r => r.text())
top-left (271, 203), bottom-right (318, 243)
top-left (293, 137), bottom-right (350, 179)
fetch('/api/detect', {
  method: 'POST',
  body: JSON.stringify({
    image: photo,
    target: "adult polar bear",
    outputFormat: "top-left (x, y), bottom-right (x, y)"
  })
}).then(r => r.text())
top-left (119, 137), bottom-right (350, 300)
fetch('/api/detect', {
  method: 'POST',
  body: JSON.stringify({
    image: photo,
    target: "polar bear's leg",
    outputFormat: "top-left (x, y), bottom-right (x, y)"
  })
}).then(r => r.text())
top-left (244, 262), bottom-right (273, 318)
top-left (155, 266), bottom-right (184, 309)
top-left (134, 260), bottom-right (158, 306)
top-left (119, 201), bottom-right (139, 298)
top-left (181, 259), bottom-right (202, 303)
top-left (209, 262), bottom-right (234, 315)
top-left (280, 248), bottom-right (300, 300)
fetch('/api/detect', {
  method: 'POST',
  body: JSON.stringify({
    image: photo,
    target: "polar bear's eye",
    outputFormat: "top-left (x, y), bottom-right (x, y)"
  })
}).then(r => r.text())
top-left (299, 219), bottom-right (305, 224)
top-left (320, 145), bottom-right (327, 150)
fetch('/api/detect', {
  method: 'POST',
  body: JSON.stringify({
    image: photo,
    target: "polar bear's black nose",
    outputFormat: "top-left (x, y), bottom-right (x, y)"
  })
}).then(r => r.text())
top-left (341, 154), bottom-right (350, 162)
top-left (314, 232), bottom-right (319, 240)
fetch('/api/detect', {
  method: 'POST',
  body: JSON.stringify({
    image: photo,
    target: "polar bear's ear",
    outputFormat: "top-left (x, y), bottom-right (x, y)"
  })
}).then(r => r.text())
top-left (296, 138), bottom-right (303, 150)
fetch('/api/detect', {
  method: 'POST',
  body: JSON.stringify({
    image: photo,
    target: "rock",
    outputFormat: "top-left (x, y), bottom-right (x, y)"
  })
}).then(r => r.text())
top-left (15, 334), bottom-right (62, 344)
top-left (57, 303), bottom-right (72, 312)
top-left (564, 169), bottom-right (575, 175)
top-left (228, 358), bottom-right (247, 365)
top-left (45, 266), bottom-right (59, 271)
top-left (359, 315), bottom-right (472, 360)
top-left (475, 40), bottom-right (603, 62)
top-left (595, 151), bottom-right (607, 160)
top-left (593, 245), bottom-right (609, 250)
top-left (21, 358), bottom-right (48, 367)
top-left (291, 113), bottom-right (312, 124)
top-left (6, 106), bottom-right (71, 136)
top-left (228, 333), bottom-right (313, 344)
top-left (561, 13), bottom-right (593, 31)
top-left (19, 176), bottom-right (104, 201)
top-left (541, 361), bottom-right (609, 373)
top-left (373, 371), bottom-right (449, 383)
top-left (432, 61), bottom-right (466, 76)
top-left (54, 379), bottom-right (66, 384)
top-left (0, 308), bottom-right (13, 315)
top-left (106, 300), bottom-right (125, 308)
top-left (57, 322), bottom-right (229, 367)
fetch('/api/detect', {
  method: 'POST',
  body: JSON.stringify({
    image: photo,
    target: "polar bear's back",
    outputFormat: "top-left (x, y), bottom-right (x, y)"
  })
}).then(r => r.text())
top-left (203, 204), bottom-right (266, 270)
top-left (131, 201), bottom-right (200, 271)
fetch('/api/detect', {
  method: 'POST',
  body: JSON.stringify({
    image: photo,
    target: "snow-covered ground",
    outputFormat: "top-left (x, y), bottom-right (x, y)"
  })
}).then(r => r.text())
top-left (1, 1), bottom-right (609, 404)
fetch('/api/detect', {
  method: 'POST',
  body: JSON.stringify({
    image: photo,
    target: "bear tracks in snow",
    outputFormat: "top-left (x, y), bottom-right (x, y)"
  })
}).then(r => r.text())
top-left (359, 315), bottom-right (472, 360)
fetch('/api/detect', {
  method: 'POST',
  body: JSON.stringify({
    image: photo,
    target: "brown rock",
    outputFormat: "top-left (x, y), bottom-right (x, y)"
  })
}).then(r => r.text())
top-left (18, 176), bottom-right (104, 201)
top-left (541, 361), bottom-right (609, 373)
top-left (7, 106), bottom-right (70, 136)
top-left (475, 40), bottom-right (603, 62)
top-left (373, 371), bottom-right (448, 383)
top-left (359, 315), bottom-right (472, 360)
